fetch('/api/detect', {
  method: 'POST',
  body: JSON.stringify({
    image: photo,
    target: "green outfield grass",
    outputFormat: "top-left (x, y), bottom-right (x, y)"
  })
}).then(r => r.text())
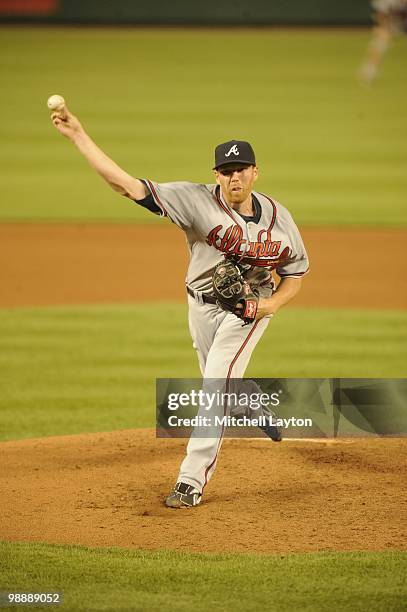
top-left (0, 304), bottom-right (405, 441)
top-left (0, 27), bottom-right (406, 226)
top-left (0, 542), bottom-right (405, 611)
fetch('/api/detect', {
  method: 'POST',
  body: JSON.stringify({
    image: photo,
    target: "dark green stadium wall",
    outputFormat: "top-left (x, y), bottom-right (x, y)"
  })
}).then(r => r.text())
top-left (0, 0), bottom-right (372, 25)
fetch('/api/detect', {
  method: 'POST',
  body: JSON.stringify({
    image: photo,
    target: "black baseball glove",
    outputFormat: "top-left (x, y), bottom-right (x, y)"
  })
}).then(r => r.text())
top-left (212, 258), bottom-right (259, 325)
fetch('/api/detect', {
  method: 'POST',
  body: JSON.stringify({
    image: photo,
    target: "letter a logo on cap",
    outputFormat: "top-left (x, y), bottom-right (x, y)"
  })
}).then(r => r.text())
top-left (225, 144), bottom-right (239, 157)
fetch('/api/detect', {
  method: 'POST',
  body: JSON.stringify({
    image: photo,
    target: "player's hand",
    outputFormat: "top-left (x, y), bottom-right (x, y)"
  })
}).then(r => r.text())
top-left (51, 107), bottom-right (84, 141)
top-left (255, 298), bottom-right (276, 320)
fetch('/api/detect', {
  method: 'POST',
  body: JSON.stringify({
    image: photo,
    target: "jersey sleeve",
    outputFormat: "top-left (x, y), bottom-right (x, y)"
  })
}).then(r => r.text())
top-left (135, 192), bottom-right (161, 214)
top-left (139, 179), bottom-right (200, 230)
top-left (276, 209), bottom-right (310, 278)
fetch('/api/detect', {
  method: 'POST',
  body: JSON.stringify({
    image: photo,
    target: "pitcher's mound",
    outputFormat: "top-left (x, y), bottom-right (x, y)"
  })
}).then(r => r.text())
top-left (0, 429), bottom-right (405, 554)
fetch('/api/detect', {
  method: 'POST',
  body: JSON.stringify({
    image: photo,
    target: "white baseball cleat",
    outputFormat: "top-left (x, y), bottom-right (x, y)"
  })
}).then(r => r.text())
top-left (165, 482), bottom-right (202, 508)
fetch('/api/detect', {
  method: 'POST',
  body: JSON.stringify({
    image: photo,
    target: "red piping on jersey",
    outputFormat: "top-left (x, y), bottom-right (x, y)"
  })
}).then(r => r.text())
top-left (259, 192), bottom-right (277, 239)
top-left (145, 179), bottom-right (168, 217)
top-left (213, 186), bottom-right (236, 223)
top-left (202, 321), bottom-right (260, 491)
top-left (279, 267), bottom-right (309, 278)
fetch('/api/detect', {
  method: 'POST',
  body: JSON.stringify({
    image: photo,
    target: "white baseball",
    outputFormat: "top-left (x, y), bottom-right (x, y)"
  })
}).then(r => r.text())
top-left (47, 94), bottom-right (66, 111)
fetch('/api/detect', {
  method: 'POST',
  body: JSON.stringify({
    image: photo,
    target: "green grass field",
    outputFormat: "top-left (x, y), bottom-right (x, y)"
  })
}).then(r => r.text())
top-left (0, 304), bottom-right (405, 441)
top-left (0, 27), bottom-right (406, 226)
top-left (0, 542), bottom-right (406, 612)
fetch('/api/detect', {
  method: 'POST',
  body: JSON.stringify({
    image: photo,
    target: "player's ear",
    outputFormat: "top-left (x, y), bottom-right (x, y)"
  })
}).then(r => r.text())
top-left (252, 166), bottom-right (259, 182)
top-left (214, 169), bottom-right (221, 185)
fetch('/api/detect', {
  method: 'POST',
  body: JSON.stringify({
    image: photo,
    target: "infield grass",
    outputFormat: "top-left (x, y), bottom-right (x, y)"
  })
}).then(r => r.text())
top-left (0, 542), bottom-right (405, 611)
top-left (0, 28), bottom-right (406, 226)
top-left (0, 304), bottom-right (405, 441)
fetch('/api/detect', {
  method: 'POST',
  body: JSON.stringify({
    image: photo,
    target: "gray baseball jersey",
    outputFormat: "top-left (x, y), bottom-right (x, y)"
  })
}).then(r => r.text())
top-left (139, 178), bottom-right (309, 493)
top-left (141, 179), bottom-right (309, 295)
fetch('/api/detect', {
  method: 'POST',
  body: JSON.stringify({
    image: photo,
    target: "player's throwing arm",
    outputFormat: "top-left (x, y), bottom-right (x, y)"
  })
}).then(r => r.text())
top-left (47, 94), bottom-right (148, 201)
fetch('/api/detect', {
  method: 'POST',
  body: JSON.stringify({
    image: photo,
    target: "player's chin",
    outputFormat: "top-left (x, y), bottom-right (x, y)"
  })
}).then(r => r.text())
top-left (229, 189), bottom-right (245, 202)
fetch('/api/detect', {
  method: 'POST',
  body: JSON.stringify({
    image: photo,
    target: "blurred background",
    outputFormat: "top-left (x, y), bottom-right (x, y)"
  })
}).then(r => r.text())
top-left (0, 0), bottom-right (406, 225)
top-left (0, 0), bottom-right (374, 25)
top-left (0, 0), bottom-right (406, 440)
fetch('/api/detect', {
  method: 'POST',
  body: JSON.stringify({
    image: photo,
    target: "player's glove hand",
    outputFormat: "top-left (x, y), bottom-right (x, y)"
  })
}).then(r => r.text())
top-left (212, 258), bottom-right (259, 325)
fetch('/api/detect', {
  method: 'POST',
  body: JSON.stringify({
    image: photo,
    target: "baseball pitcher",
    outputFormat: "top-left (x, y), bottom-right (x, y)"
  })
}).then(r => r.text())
top-left (51, 105), bottom-right (309, 508)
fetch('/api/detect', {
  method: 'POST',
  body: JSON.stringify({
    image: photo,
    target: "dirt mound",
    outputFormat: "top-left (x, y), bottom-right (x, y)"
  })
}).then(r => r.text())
top-left (0, 429), bottom-right (405, 554)
top-left (1, 224), bottom-right (406, 309)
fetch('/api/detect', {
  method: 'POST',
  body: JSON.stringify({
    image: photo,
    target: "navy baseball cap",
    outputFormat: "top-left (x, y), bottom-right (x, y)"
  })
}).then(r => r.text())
top-left (213, 140), bottom-right (256, 169)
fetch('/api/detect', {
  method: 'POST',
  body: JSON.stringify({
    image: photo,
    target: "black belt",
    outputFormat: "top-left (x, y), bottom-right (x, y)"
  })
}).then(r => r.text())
top-left (187, 286), bottom-right (217, 305)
